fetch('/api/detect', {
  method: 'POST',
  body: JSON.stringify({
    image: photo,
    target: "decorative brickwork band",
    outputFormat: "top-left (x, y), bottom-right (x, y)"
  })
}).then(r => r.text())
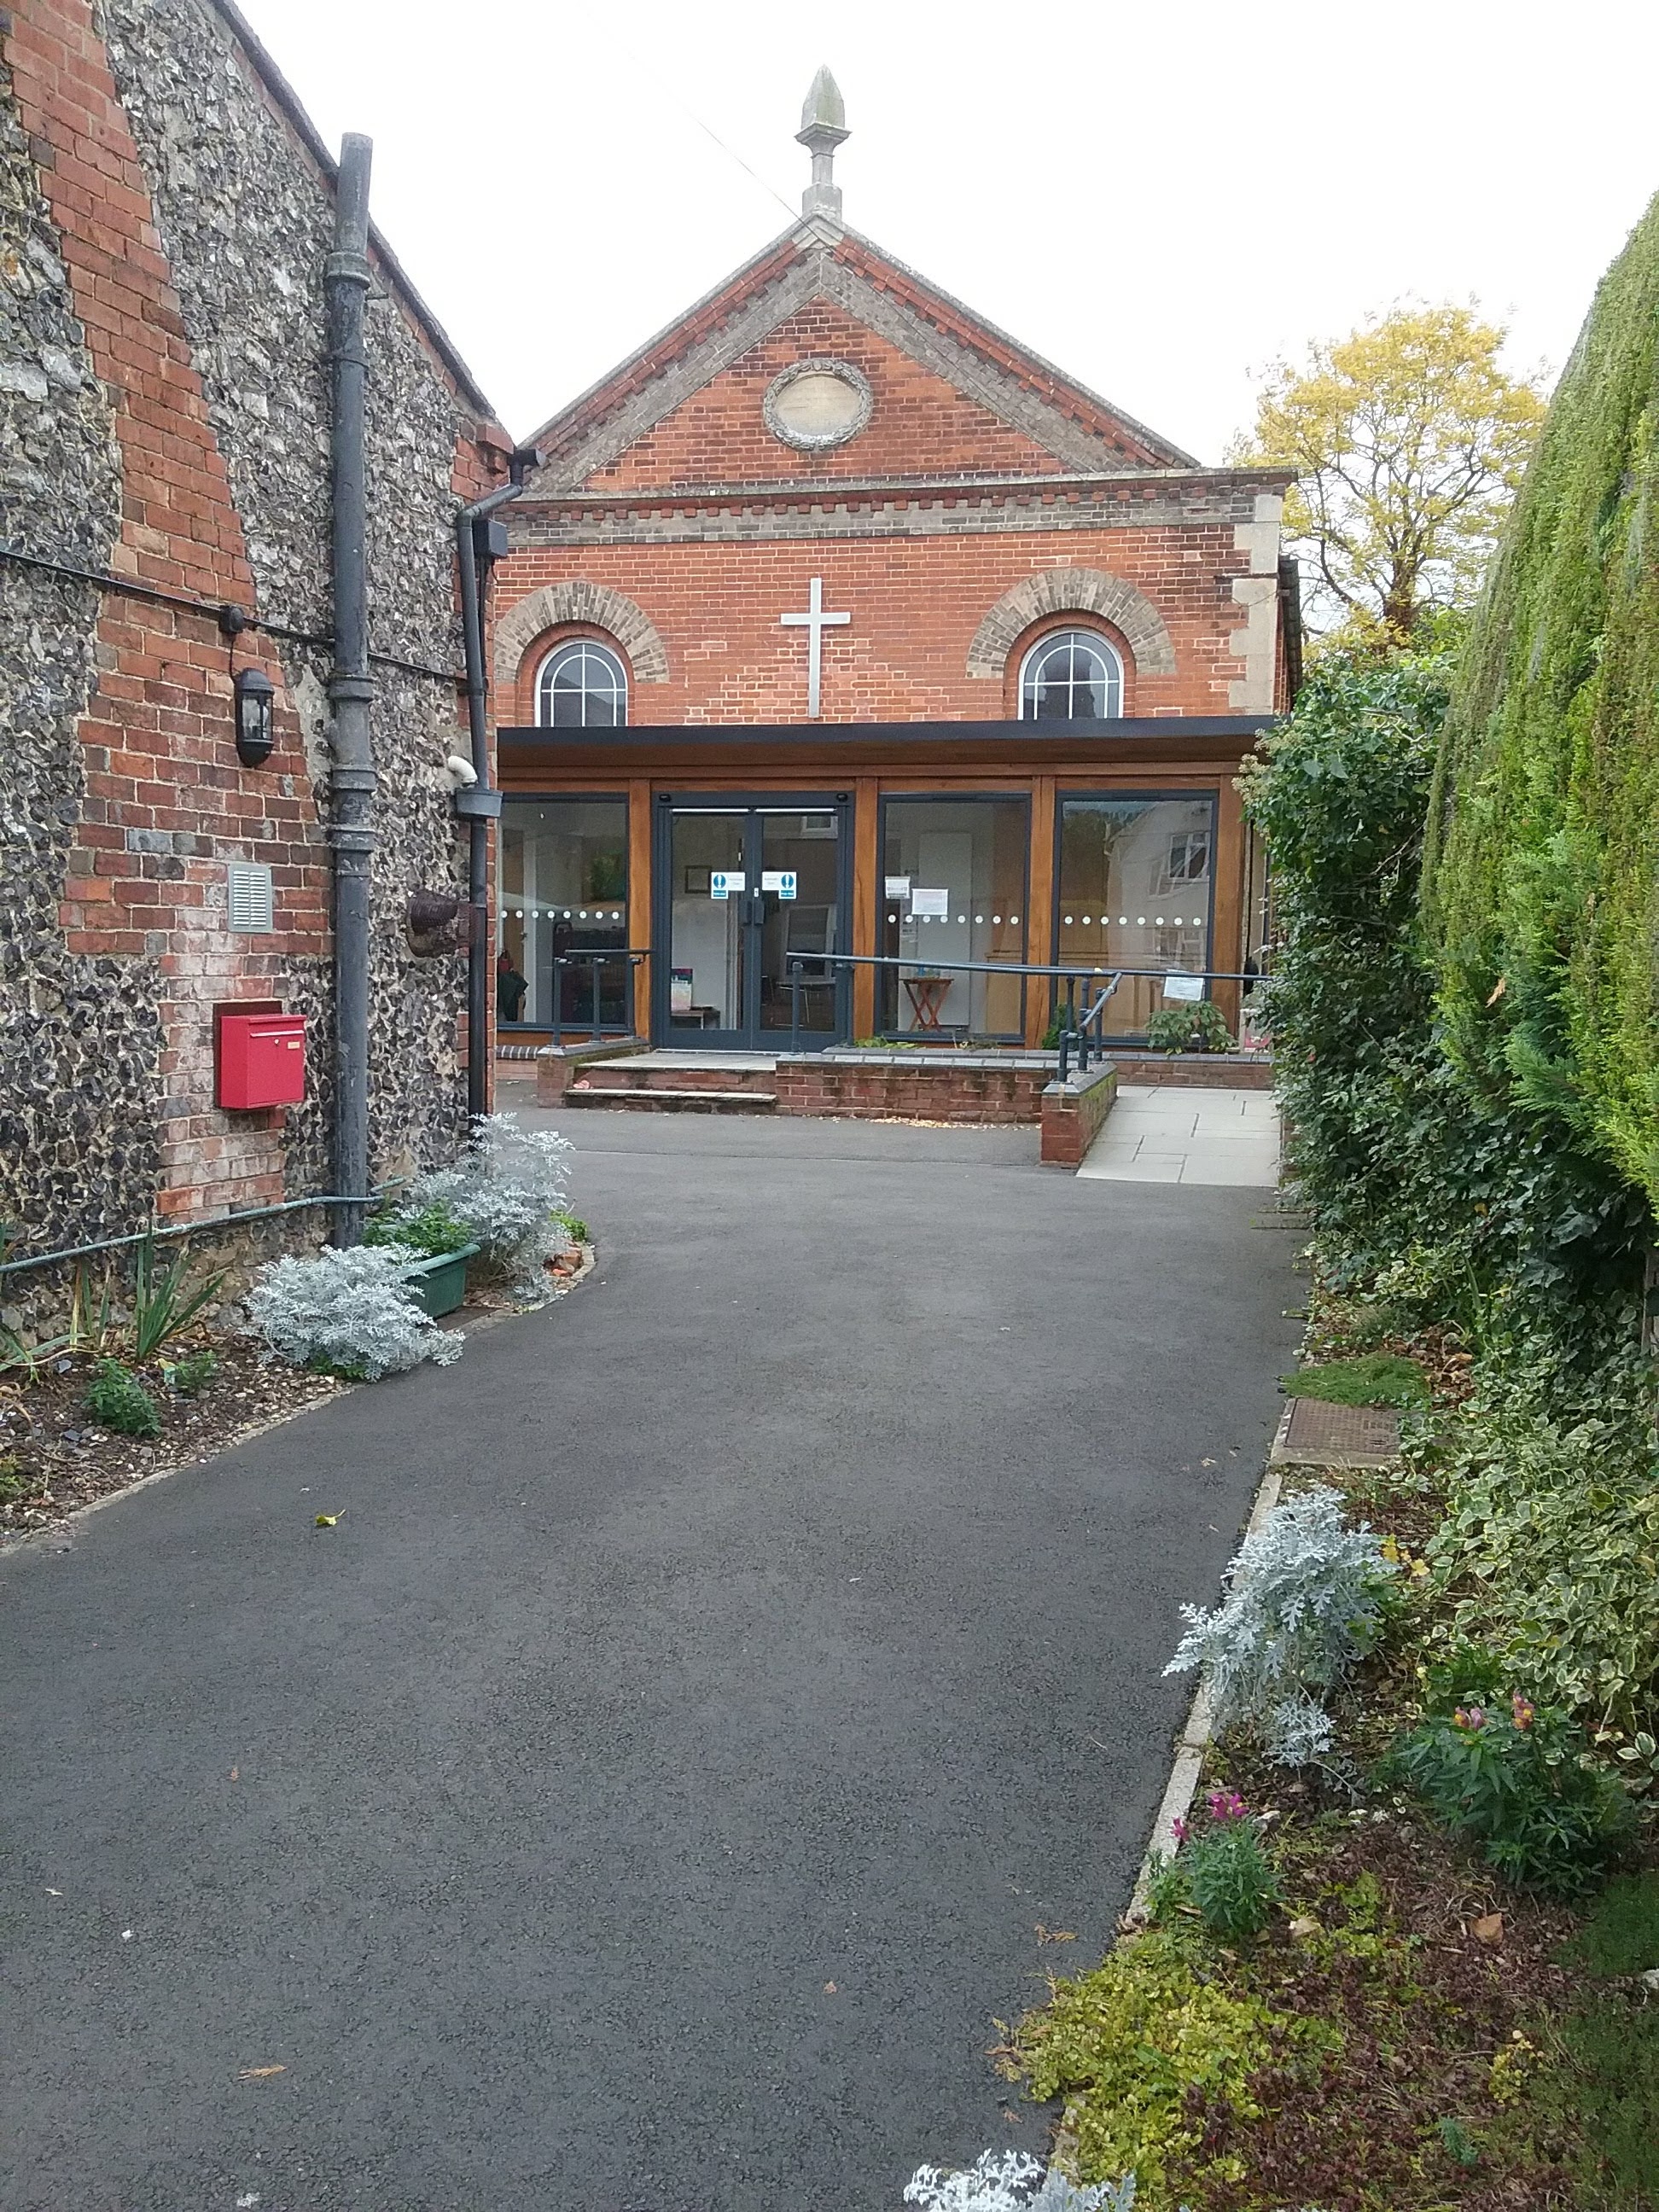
top-left (492, 580), bottom-right (670, 686)
top-left (965, 568), bottom-right (1176, 679)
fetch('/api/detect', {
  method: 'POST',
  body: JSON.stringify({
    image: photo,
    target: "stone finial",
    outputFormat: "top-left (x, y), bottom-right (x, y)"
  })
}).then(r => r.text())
top-left (796, 67), bottom-right (848, 222)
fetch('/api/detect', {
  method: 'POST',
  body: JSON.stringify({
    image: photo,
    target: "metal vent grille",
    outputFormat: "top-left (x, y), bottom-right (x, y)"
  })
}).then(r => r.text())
top-left (226, 862), bottom-right (275, 934)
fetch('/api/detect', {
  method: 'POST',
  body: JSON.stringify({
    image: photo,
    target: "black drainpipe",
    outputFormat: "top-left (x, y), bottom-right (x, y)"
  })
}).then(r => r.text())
top-left (326, 134), bottom-right (375, 1243)
top-left (454, 459), bottom-right (532, 1120)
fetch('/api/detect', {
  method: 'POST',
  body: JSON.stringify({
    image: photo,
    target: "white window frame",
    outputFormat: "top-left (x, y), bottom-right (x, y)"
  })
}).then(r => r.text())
top-left (1017, 628), bottom-right (1124, 722)
top-left (534, 640), bottom-right (629, 729)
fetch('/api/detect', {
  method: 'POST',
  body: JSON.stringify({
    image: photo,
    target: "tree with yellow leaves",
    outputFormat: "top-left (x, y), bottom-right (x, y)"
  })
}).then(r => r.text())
top-left (1236, 305), bottom-right (1547, 648)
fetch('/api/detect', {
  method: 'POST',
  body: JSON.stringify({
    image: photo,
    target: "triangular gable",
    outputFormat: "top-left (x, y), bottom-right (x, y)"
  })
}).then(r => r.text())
top-left (524, 224), bottom-right (1196, 494)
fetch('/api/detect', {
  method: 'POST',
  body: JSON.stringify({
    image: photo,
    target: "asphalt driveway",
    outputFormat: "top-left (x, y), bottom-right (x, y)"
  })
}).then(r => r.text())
top-left (1, 1110), bottom-right (1300, 2212)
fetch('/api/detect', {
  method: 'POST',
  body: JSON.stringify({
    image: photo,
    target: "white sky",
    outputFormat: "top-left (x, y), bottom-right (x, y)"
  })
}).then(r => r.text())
top-left (247, 0), bottom-right (1659, 463)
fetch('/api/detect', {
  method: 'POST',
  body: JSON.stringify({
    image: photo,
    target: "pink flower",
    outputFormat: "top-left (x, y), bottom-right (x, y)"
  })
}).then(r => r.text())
top-left (1511, 1693), bottom-right (1535, 1731)
top-left (1207, 1789), bottom-right (1249, 1823)
top-left (1171, 1816), bottom-right (1190, 1844)
top-left (1454, 1705), bottom-right (1488, 1732)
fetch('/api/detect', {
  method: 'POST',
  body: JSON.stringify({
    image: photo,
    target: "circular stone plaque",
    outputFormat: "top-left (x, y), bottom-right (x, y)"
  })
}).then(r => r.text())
top-left (762, 358), bottom-right (873, 451)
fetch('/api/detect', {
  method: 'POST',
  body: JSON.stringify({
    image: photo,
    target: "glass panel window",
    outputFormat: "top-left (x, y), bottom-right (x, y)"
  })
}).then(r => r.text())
top-left (1056, 795), bottom-right (1216, 1038)
top-left (878, 797), bottom-right (1028, 1039)
top-left (536, 641), bottom-right (627, 728)
top-left (1019, 629), bottom-right (1122, 721)
top-left (498, 797), bottom-right (629, 1029)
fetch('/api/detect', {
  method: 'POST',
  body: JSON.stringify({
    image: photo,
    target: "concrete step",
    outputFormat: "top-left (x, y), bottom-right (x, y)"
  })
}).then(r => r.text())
top-left (565, 1082), bottom-right (777, 1114)
top-left (580, 1062), bottom-right (777, 1097)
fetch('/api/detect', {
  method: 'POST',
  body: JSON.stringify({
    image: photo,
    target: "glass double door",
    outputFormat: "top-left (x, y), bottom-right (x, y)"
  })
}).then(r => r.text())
top-left (661, 801), bottom-right (847, 1049)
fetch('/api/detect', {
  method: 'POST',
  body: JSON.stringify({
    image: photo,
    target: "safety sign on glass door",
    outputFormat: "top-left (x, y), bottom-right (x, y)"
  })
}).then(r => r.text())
top-left (710, 870), bottom-right (746, 900)
top-left (760, 870), bottom-right (798, 899)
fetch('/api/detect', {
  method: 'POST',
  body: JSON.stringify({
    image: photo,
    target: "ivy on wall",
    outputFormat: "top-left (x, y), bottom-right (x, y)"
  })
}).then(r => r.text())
top-left (1424, 191), bottom-right (1659, 1204)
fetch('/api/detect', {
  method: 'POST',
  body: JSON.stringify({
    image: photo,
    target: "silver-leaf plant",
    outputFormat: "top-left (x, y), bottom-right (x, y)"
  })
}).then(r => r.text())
top-left (400, 1113), bottom-right (573, 1299)
top-left (904, 2151), bottom-right (1139, 2211)
top-left (247, 1246), bottom-right (464, 1378)
top-left (1165, 1485), bottom-right (1396, 1765)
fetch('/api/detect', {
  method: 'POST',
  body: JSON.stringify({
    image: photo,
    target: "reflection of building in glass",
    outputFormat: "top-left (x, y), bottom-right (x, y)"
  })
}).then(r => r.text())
top-left (1057, 797), bottom-right (1215, 1036)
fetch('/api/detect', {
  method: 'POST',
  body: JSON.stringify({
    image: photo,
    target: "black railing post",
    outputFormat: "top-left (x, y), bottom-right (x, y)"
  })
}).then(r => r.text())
top-left (789, 959), bottom-right (801, 1054)
top-left (552, 956), bottom-right (564, 1049)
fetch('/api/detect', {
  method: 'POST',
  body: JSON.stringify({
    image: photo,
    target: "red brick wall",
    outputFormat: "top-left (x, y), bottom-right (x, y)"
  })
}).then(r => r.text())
top-left (500, 525), bottom-right (1254, 726)
top-left (8, 1), bottom-right (328, 1220)
top-left (7, 0), bottom-right (492, 1222)
top-left (1039, 1067), bottom-right (1118, 1166)
top-left (591, 301), bottom-right (1066, 491)
top-left (773, 1057), bottom-right (1049, 1123)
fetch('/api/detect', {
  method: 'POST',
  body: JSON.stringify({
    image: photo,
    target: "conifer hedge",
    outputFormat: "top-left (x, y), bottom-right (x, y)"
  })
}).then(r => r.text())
top-left (1424, 193), bottom-right (1659, 1204)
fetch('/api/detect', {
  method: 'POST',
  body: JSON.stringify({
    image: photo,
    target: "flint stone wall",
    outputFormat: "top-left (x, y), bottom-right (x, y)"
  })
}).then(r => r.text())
top-left (0, 48), bottom-right (163, 1262)
top-left (2, 0), bottom-right (489, 1309)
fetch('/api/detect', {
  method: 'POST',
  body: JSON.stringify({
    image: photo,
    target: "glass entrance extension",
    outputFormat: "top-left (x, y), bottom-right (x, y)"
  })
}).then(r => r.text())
top-left (656, 800), bottom-right (848, 1049)
top-left (876, 796), bottom-right (1029, 1039)
top-left (1056, 794), bottom-right (1218, 1036)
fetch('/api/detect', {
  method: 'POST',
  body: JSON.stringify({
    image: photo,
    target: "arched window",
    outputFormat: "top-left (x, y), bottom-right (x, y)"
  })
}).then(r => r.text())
top-left (1018, 629), bottom-right (1122, 721)
top-left (535, 640), bottom-right (628, 728)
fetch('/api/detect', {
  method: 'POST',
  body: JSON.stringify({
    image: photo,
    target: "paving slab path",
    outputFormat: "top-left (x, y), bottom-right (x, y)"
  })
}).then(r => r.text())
top-left (1, 1110), bottom-right (1301, 2212)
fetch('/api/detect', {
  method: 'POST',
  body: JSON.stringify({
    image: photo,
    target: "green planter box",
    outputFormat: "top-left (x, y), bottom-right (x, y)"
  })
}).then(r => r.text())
top-left (400, 1241), bottom-right (480, 1319)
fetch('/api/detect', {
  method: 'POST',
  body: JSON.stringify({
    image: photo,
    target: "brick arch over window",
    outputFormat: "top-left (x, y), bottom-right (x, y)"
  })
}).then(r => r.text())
top-left (493, 581), bottom-right (669, 688)
top-left (965, 569), bottom-right (1176, 681)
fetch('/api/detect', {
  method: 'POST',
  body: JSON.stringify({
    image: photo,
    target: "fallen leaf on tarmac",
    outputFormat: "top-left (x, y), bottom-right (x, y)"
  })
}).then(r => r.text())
top-left (1035, 1925), bottom-right (1078, 1944)
top-left (45, 1888), bottom-right (61, 1897)
top-left (237, 2066), bottom-right (287, 2080)
top-left (314, 1513), bottom-right (341, 1528)
top-left (230, 1767), bottom-right (239, 1782)
top-left (120, 1930), bottom-right (132, 1941)
top-left (1201, 1458), bottom-right (1217, 1468)
top-left (1473, 1912), bottom-right (1505, 1947)
top-left (823, 1982), bottom-right (837, 1994)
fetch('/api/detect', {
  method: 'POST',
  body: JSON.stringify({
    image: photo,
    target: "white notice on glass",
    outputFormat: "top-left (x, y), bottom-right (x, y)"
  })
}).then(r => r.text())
top-left (883, 875), bottom-right (911, 899)
top-left (911, 888), bottom-right (950, 918)
top-left (1162, 973), bottom-right (1205, 1002)
top-left (710, 870), bottom-right (746, 900)
top-left (760, 870), bottom-right (798, 899)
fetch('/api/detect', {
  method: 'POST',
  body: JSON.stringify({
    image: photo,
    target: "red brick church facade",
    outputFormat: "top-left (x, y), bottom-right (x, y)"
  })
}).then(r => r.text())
top-left (489, 77), bottom-right (1295, 1056)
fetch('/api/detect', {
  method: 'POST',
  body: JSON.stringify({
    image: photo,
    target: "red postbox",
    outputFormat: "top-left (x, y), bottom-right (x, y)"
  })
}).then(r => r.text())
top-left (216, 1007), bottom-right (306, 1109)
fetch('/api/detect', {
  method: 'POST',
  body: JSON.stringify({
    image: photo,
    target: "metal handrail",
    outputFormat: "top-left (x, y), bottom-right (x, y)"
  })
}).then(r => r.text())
top-left (1057, 977), bottom-right (1123, 1081)
top-left (549, 949), bottom-right (650, 1048)
top-left (785, 951), bottom-right (1264, 1054)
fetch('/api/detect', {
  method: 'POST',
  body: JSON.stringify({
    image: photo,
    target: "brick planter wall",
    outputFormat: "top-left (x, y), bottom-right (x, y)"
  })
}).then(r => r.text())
top-left (1109, 1051), bottom-right (1274, 1091)
top-left (1040, 1064), bottom-right (1119, 1166)
top-left (773, 1053), bottom-right (1049, 1124)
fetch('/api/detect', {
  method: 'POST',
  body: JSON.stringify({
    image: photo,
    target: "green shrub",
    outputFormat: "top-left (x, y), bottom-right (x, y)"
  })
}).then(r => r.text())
top-left (1425, 189), bottom-right (1659, 1212)
top-left (1388, 1699), bottom-right (1633, 1894)
top-left (84, 1359), bottom-right (160, 1439)
top-left (129, 1232), bottom-right (225, 1360)
top-left (1283, 1352), bottom-right (1429, 1408)
top-left (1423, 1341), bottom-right (1659, 1752)
top-left (1010, 1925), bottom-right (1307, 2200)
top-left (164, 1349), bottom-right (218, 1397)
top-left (362, 1201), bottom-right (472, 1259)
top-left (1144, 1000), bottom-right (1233, 1055)
top-left (0, 1457), bottom-right (38, 1503)
top-left (1146, 1791), bottom-right (1280, 1941)
top-left (1572, 1871), bottom-right (1659, 1978)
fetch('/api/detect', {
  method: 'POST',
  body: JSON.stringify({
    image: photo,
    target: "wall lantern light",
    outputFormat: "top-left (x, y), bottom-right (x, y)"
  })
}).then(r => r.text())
top-left (234, 666), bottom-right (276, 768)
